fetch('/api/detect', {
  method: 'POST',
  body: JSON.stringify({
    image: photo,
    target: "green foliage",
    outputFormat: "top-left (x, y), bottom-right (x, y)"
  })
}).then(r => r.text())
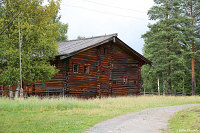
top-left (77, 35), bottom-right (86, 40)
top-left (53, 14), bottom-right (68, 42)
top-left (0, 0), bottom-right (61, 87)
top-left (142, 0), bottom-right (200, 95)
top-left (56, 22), bottom-right (68, 41)
top-left (0, 96), bottom-right (200, 132)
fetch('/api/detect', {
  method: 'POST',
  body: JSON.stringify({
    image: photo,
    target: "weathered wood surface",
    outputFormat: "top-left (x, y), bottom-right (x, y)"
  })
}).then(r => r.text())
top-left (1, 41), bottom-right (145, 98)
top-left (31, 41), bottom-right (144, 98)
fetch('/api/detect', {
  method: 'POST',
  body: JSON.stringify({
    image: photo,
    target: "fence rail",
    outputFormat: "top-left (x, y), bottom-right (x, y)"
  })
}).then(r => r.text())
top-left (141, 91), bottom-right (186, 96)
top-left (0, 89), bottom-right (189, 98)
top-left (0, 88), bottom-right (98, 98)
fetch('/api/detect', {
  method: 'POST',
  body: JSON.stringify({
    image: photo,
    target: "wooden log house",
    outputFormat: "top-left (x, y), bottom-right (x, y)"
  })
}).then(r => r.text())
top-left (0, 34), bottom-right (151, 98)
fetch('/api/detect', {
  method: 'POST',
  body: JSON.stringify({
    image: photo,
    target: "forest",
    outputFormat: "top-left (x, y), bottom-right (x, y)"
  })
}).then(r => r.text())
top-left (142, 0), bottom-right (200, 95)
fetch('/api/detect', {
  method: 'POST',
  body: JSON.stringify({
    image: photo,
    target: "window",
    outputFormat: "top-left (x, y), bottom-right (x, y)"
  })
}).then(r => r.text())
top-left (73, 64), bottom-right (78, 73)
top-left (84, 66), bottom-right (89, 74)
top-left (123, 76), bottom-right (128, 84)
top-left (113, 80), bottom-right (117, 85)
top-left (66, 65), bottom-right (69, 72)
top-left (103, 48), bottom-right (107, 54)
top-left (101, 70), bottom-right (105, 74)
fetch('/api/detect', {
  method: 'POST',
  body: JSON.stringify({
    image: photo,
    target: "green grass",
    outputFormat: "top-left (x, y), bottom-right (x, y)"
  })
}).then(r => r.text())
top-left (0, 96), bottom-right (200, 133)
top-left (168, 106), bottom-right (200, 133)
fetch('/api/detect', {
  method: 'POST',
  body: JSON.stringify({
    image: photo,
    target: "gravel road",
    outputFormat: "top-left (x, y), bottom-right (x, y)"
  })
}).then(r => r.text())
top-left (85, 104), bottom-right (200, 133)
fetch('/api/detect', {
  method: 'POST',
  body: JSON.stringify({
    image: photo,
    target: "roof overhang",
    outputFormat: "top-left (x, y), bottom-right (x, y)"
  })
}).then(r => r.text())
top-left (58, 36), bottom-right (115, 60)
top-left (57, 35), bottom-right (152, 65)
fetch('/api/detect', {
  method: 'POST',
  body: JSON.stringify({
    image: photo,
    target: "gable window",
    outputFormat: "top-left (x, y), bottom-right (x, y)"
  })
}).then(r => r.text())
top-left (84, 66), bottom-right (89, 74)
top-left (73, 64), bottom-right (78, 73)
top-left (103, 48), bottom-right (107, 54)
top-left (66, 65), bottom-right (69, 72)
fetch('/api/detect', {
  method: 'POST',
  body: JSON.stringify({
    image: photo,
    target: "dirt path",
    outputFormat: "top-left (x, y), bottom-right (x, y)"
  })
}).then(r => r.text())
top-left (85, 104), bottom-right (200, 133)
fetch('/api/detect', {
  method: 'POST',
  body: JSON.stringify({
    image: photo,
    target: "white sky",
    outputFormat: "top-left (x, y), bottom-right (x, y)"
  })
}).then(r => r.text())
top-left (59, 0), bottom-right (154, 54)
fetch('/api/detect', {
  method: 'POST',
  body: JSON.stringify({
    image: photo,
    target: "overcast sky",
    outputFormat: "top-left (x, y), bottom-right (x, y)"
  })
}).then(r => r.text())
top-left (59, 0), bottom-right (154, 54)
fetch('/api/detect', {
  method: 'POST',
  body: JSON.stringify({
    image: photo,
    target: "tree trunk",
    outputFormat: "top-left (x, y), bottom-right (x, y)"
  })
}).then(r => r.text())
top-left (168, 79), bottom-right (172, 95)
top-left (192, 55), bottom-right (196, 96)
top-left (174, 86), bottom-right (176, 96)
top-left (192, 47), bottom-right (195, 95)
top-left (182, 78), bottom-right (185, 96)
top-left (190, 3), bottom-right (196, 96)
top-left (1, 85), bottom-right (3, 97)
top-left (157, 77), bottom-right (160, 95)
top-left (162, 74), bottom-right (165, 96)
top-left (163, 81), bottom-right (165, 96)
top-left (163, 83), bottom-right (165, 96)
top-left (168, 66), bottom-right (172, 95)
top-left (9, 86), bottom-right (13, 98)
top-left (20, 87), bottom-right (23, 98)
top-left (15, 83), bottom-right (20, 98)
top-left (18, 16), bottom-right (23, 98)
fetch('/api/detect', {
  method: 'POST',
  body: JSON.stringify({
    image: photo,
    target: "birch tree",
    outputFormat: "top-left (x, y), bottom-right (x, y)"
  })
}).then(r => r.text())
top-left (0, 0), bottom-right (61, 97)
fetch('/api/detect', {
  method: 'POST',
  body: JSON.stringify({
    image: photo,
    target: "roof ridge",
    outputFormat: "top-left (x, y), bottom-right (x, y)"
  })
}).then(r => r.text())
top-left (61, 33), bottom-right (118, 42)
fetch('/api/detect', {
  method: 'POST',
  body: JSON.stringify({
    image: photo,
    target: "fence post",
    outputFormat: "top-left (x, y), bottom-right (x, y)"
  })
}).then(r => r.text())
top-left (63, 88), bottom-right (65, 97)
top-left (0, 86), bottom-right (3, 97)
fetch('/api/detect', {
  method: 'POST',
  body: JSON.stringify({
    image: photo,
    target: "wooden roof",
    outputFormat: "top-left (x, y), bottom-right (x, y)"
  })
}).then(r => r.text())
top-left (58, 33), bottom-right (151, 64)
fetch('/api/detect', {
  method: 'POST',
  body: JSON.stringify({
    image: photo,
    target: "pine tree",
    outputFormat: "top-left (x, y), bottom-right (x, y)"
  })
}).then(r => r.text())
top-left (181, 0), bottom-right (200, 95)
top-left (142, 0), bottom-right (192, 95)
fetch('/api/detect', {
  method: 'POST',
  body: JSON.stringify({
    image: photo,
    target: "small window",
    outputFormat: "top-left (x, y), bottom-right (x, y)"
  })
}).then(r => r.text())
top-left (103, 48), bottom-right (107, 54)
top-left (73, 64), bottom-right (78, 73)
top-left (66, 65), bottom-right (69, 72)
top-left (123, 76), bottom-right (128, 84)
top-left (113, 80), bottom-right (117, 85)
top-left (84, 66), bottom-right (89, 74)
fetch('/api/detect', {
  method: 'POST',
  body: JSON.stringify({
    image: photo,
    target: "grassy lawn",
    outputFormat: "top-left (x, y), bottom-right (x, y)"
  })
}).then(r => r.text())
top-left (168, 106), bottom-right (200, 133)
top-left (0, 96), bottom-right (200, 133)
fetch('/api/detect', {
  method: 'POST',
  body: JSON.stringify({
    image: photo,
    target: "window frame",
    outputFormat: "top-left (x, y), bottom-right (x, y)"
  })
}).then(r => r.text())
top-left (73, 64), bottom-right (78, 73)
top-left (84, 65), bottom-right (89, 74)
top-left (123, 76), bottom-right (128, 85)
top-left (103, 48), bottom-right (107, 55)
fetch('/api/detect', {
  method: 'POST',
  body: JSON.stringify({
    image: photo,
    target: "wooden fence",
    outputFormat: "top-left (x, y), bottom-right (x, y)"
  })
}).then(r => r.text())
top-left (0, 87), bottom-right (188, 98)
top-left (141, 91), bottom-right (186, 96)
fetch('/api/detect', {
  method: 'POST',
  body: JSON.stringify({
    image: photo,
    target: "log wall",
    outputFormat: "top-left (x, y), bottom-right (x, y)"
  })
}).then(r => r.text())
top-left (29, 41), bottom-right (144, 97)
top-left (68, 47), bottom-right (99, 97)
top-left (66, 41), bottom-right (143, 97)
top-left (111, 43), bottom-right (142, 96)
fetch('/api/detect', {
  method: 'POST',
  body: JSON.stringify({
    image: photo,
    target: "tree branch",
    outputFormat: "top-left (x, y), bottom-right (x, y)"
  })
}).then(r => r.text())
top-left (0, 12), bottom-right (21, 35)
